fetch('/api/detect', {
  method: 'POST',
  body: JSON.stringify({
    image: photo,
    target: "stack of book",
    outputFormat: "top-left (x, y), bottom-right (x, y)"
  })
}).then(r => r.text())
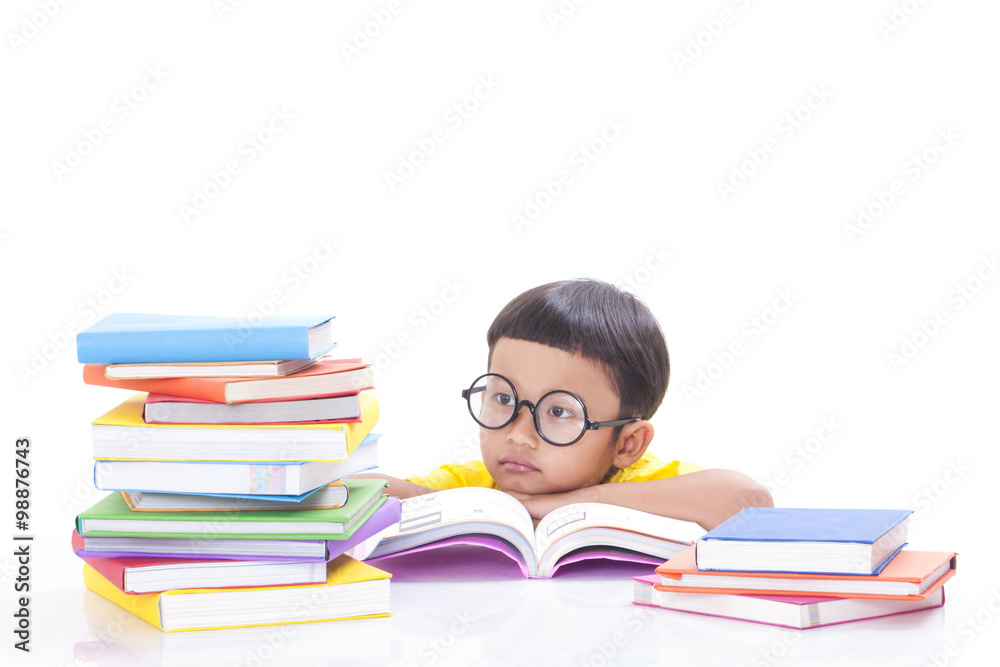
top-left (72, 313), bottom-right (401, 632)
top-left (634, 508), bottom-right (957, 630)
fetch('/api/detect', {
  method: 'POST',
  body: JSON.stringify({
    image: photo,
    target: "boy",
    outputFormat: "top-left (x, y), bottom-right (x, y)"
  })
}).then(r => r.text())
top-left (363, 279), bottom-right (772, 530)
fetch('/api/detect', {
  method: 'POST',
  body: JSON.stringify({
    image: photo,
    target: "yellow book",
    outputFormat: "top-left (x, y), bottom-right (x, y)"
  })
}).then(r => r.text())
top-left (91, 392), bottom-right (379, 461)
top-left (83, 555), bottom-right (391, 632)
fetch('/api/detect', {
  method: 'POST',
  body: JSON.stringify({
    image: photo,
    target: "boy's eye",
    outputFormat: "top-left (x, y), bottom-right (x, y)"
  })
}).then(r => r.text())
top-left (546, 405), bottom-right (575, 419)
top-left (493, 393), bottom-right (514, 406)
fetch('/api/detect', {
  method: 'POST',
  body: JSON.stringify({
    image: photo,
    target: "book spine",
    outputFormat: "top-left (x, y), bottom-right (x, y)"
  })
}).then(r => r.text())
top-left (79, 555), bottom-right (128, 592)
top-left (82, 564), bottom-right (165, 629)
top-left (344, 395), bottom-right (380, 452)
top-left (77, 325), bottom-right (312, 364)
top-left (82, 366), bottom-right (229, 402)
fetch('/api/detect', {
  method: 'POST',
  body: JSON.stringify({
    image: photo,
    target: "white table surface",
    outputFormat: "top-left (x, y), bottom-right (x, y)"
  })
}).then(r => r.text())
top-left (19, 544), bottom-right (977, 667)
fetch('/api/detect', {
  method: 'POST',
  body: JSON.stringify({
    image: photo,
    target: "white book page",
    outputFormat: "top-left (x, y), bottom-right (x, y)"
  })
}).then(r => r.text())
top-left (368, 487), bottom-right (536, 562)
top-left (399, 487), bottom-right (534, 540)
top-left (534, 502), bottom-right (702, 561)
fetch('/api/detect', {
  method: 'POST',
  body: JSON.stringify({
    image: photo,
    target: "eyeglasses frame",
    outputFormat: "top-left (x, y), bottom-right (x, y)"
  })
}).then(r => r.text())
top-left (460, 372), bottom-right (641, 447)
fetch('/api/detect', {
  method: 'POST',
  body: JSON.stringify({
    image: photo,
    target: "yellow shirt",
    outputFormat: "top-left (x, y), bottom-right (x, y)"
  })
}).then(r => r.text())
top-left (404, 453), bottom-right (702, 491)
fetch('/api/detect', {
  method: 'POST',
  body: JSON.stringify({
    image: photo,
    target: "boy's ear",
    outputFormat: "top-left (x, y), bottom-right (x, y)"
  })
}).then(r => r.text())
top-left (612, 420), bottom-right (654, 469)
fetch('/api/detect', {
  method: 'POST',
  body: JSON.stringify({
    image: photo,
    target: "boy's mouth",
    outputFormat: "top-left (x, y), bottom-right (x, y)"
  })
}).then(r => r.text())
top-left (499, 454), bottom-right (539, 474)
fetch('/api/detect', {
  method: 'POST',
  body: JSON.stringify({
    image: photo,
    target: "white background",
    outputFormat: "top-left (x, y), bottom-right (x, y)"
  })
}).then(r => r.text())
top-left (2, 1), bottom-right (998, 665)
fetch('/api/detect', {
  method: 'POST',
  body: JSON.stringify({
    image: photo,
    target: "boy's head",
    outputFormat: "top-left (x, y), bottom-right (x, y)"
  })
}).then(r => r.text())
top-left (486, 279), bottom-right (670, 420)
top-left (471, 280), bottom-right (670, 494)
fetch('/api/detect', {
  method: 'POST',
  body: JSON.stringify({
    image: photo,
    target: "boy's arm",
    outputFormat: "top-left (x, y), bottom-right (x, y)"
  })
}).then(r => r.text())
top-left (505, 469), bottom-right (773, 531)
top-left (349, 473), bottom-right (438, 500)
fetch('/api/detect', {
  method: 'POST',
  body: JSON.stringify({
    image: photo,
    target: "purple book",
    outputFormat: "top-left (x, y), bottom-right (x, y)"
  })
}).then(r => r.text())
top-left (72, 496), bottom-right (401, 562)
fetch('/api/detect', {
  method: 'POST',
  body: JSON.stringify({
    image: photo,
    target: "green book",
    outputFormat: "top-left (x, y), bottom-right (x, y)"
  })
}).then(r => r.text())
top-left (76, 478), bottom-right (387, 540)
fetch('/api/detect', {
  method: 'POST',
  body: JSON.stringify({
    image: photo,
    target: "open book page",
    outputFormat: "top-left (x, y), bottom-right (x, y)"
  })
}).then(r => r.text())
top-left (534, 503), bottom-right (703, 577)
top-left (364, 488), bottom-right (538, 571)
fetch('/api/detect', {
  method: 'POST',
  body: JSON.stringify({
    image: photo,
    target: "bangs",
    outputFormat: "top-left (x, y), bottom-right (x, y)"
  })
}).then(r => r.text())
top-left (486, 280), bottom-right (669, 419)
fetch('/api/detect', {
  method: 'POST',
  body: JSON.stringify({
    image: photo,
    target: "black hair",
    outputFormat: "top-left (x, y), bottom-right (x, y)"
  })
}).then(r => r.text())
top-left (486, 279), bottom-right (670, 422)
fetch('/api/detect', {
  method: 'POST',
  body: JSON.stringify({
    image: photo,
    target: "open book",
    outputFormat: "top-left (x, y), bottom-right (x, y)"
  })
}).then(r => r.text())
top-left (363, 487), bottom-right (702, 578)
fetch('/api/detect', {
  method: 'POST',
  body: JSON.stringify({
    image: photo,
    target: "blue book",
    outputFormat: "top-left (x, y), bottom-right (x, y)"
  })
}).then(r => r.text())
top-left (695, 508), bottom-right (913, 575)
top-left (76, 313), bottom-right (335, 363)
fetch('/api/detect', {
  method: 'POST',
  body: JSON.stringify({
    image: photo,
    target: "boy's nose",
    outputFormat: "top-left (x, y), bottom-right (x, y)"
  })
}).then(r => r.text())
top-left (505, 407), bottom-right (539, 448)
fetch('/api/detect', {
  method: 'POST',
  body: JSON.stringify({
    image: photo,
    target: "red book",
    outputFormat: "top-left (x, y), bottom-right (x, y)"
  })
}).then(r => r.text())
top-left (77, 550), bottom-right (328, 594)
top-left (83, 359), bottom-right (373, 404)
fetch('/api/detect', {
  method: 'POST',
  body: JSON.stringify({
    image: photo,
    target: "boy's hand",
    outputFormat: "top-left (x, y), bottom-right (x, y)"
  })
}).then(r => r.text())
top-left (503, 470), bottom-right (774, 531)
top-left (502, 488), bottom-right (586, 523)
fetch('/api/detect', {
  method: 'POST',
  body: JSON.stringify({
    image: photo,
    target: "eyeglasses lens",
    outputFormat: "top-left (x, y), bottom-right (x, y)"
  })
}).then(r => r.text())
top-left (467, 374), bottom-right (588, 445)
top-left (469, 375), bottom-right (517, 428)
top-left (535, 392), bottom-right (586, 445)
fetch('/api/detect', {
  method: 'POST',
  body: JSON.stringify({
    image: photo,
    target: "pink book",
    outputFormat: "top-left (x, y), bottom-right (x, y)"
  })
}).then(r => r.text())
top-left (632, 574), bottom-right (945, 629)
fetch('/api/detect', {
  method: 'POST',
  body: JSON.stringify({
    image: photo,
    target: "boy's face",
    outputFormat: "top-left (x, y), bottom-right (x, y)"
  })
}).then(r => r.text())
top-left (479, 338), bottom-right (622, 495)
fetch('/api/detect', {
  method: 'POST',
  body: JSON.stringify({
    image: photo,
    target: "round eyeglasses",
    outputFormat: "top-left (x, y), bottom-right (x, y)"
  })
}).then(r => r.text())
top-left (461, 373), bottom-right (641, 446)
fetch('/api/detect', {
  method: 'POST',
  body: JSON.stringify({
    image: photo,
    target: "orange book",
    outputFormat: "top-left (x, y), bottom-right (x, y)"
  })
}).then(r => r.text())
top-left (654, 546), bottom-right (956, 601)
top-left (83, 359), bottom-right (373, 403)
